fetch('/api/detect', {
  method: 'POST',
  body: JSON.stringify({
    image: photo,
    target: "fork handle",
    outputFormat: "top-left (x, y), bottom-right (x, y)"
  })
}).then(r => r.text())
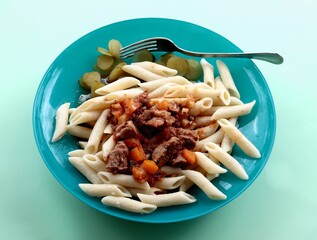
top-left (179, 50), bottom-right (284, 64)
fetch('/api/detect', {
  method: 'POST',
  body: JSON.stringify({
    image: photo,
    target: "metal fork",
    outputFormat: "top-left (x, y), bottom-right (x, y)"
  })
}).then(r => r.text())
top-left (119, 37), bottom-right (283, 64)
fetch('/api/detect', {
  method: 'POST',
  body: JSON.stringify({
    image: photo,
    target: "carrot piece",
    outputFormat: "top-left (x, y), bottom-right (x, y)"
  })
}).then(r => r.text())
top-left (142, 160), bottom-right (159, 174)
top-left (129, 146), bottom-right (146, 162)
top-left (121, 98), bottom-right (137, 115)
top-left (132, 166), bottom-right (147, 183)
top-left (156, 100), bottom-right (170, 111)
top-left (124, 138), bottom-right (141, 149)
top-left (181, 149), bottom-right (196, 165)
top-left (111, 103), bottom-right (123, 122)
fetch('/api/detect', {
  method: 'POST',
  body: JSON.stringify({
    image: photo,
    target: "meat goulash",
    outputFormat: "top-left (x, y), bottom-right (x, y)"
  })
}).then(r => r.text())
top-left (52, 39), bottom-right (261, 214)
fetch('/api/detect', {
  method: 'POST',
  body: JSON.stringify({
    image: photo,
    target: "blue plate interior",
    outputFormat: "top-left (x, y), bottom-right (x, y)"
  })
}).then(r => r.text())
top-left (33, 18), bottom-right (276, 223)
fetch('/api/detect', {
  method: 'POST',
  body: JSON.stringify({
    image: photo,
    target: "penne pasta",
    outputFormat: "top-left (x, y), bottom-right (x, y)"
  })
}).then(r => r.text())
top-left (122, 64), bottom-right (163, 81)
top-left (137, 191), bottom-right (196, 207)
top-left (194, 123), bottom-right (219, 140)
top-left (68, 157), bottom-right (102, 184)
top-left (74, 95), bottom-right (115, 113)
top-left (69, 109), bottom-right (102, 125)
top-left (205, 142), bottom-right (249, 180)
top-left (195, 129), bottom-right (225, 152)
top-left (154, 176), bottom-right (186, 190)
top-left (79, 183), bottom-right (131, 197)
top-left (214, 76), bottom-right (230, 106)
top-left (67, 125), bottom-right (92, 139)
top-left (84, 109), bottom-right (110, 154)
top-left (194, 152), bottom-right (227, 174)
top-left (102, 88), bottom-right (144, 101)
top-left (149, 97), bottom-right (189, 106)
top-left (101, 196), bottom-right (157, 214)
top-left (221, 117), bottom-right (238, 153)
top-left (95, 77), bottom-right (141, 95)
top-left (102, 135), bottom-right (116, 160)
top-left (68, 149), bottom-right (85, 157)
top-left (194, 116), bottom-right (214, 128)
top-left (182, 170), bottom-right (227, 200)
top-left (97, 171), bottom-right (150, 190)
top-left (138, 76), bottom-right (191, 92)
top-left (211, 101), bottom-right (256, 120)
top-left (148, 83), bottom-right (178, 98)
top-left (200, 58), bottom-right (215, 88)
top-left (189, 97), bottom-right (213, 116)
top-left (103, 123), bottom-right (114, 135)
top-left (52, 102), bottom-right (70, 142)
top-left (216, 60), bottom-right (240, 98)
top-left (127, 187), bottom-right (163, 197)
top-left (132, 61), bottom-right (177, 77)
top-left (217, 119), bottom-right (261, 158)
top-left (82, 154), bottom-right (107, 172)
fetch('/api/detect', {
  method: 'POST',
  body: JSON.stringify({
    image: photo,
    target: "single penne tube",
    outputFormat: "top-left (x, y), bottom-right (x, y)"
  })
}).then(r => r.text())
top-left (217, 118), bottom-right (261, 158)
top-left (200, 58), bottom-right (215, 88)
top-left (102, 135), bottom-right (116, 160)
top-left (127, 187), bottom-right (163, 197)
top-left (101, 196), bottom-right (157, 214)
top-left (149, 97), bottom-right (189, 106)
top-left (179, 167), bottom-right (206, 192)
top-left (122, 64), bottom-right (163, 81)
top-left (216, 60), bottom-right (240, 98)
top-left (189, 97), bottom-right (213, 116)
top-left (69, 109), bottom-right (103, 125)
top-left (52, 102), bottom-right (70, 142)
top-left (138, 75), bottom-right (191, 92)
top-left (103, 87), bottom-right (144, 101)
top-left (74, 95), bottom-right (115, 113)
top-left (84, 109), bottom-right (109, 154)
top-left (211, 100), bottom-right (256, 120)
top-left (68, 149), bottom-right (85, 157)
top-left (95, 77), bottom-right (141, 95)
top-left (195, 129), bottom-right (225, 152)
top-left (137, 191), bottom-right (196, 207)
top-left (66, 125), bottom-right (92, 139)
top-left (201, 97), bottom-right (244, 115)
top-left (82, 154), bottom-right (107, 172)
top-left (132, 61), bottom-right (177, 77)
top-left (214, 76), bottom-right (231, 106)
top-left (103, 123), bottom-right (114, 135)
top-left (194, 122), bottom-right (219, 140)
top-left (205, 142), bottom-right (249, 180)
top-left (221, 117), bottom-right (238, 153)
top-left (164, 85), bottom-right (222, 100)
top-left (182, 170), bottom-right (227, 200)
top-left (79, 183), bottom-right (131, 197)
top-left (194, 152), bottom-right (227, 174)
top-left (68, 157), bottom-right (102, 184)
top-left (194, 116), bottom-right (214, 128)
top-left (97, 171), bottom-right (150, 190)
top-left (148, 82), bottom-right (178, 98)
top-left (154, 176), bottom-right (186, 190)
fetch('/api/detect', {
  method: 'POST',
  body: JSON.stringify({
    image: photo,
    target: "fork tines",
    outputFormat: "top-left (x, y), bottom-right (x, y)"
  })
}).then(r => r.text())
top-left (119, 39), bottom-right (158, 59)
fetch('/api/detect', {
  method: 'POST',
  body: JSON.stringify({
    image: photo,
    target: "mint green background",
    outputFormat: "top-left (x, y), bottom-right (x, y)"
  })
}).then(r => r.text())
top-left (1, 0), bottom-right (316, 239)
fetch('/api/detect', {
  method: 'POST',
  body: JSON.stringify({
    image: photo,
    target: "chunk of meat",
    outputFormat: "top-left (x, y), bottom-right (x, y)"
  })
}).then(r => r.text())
top-left (152, 137), bottom-right (183, 166)
top-left (170, 152), bottom-right (188, 168)
top-left (114, 120), bottom-right (144, 141)
top-left (106, 141), bottom-right (129, 174)
top-left (163, 127), bottom-right (198, 149)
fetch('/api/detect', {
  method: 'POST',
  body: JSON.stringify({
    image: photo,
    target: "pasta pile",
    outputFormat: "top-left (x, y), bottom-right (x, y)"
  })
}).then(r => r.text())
top-left (52, 59), bottom-right (260, 214)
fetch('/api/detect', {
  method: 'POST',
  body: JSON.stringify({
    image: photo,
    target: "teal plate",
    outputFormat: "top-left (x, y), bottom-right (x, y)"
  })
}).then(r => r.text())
top-left (33, 18), bottom-right (276, 223)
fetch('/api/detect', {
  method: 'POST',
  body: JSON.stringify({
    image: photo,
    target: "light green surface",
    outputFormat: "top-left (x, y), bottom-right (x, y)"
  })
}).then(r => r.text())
top-left (1, 0), bottom-right (316, 239)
